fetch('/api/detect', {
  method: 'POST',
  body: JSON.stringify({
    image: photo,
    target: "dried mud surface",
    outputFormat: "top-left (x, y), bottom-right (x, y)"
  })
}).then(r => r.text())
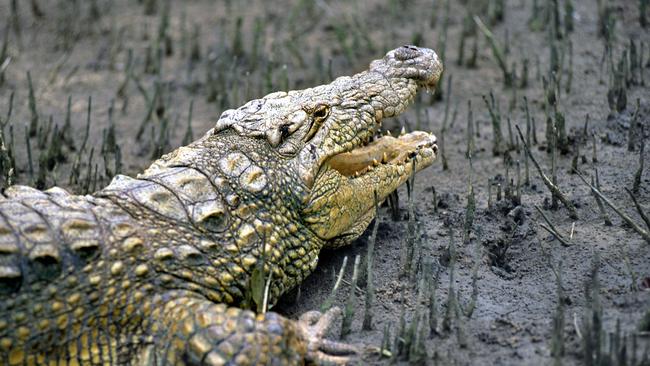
top-left (0, 0), bottom-right (648, 365)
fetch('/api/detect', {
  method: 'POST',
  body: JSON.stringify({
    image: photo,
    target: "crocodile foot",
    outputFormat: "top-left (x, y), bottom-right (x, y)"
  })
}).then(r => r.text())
top-left (298, 307), bottom-right (358, 365)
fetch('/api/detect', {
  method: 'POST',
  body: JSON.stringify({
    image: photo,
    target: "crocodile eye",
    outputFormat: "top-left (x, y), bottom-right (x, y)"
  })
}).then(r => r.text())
top-left (304, 104), bottom-right (330, 142)
top-left (312, 104), bottom-right (330, 121)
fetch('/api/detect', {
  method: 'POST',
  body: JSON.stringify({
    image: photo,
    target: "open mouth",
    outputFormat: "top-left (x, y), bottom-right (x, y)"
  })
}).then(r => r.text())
top-left (324, 131), bottom-right (438, 178)
top-left (304, 127), bottom-right (438, 242)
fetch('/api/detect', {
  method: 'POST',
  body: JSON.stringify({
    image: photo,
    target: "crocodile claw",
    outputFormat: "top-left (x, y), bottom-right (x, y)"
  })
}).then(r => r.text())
top-left (298, 307), bottom-right (359, 365)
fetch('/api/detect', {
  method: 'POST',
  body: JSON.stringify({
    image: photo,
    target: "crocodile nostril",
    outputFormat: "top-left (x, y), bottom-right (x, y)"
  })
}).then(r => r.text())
top-left (395, 45), bottom-right (421, 61)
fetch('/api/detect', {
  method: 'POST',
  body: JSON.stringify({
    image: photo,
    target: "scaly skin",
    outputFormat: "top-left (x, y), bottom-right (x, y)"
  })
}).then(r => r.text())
top-left (0, 46), bottom-right (442, 365)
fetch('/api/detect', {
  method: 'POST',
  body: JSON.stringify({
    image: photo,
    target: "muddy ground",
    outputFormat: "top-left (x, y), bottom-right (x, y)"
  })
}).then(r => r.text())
top-left (0, 0), bottom-right (649, 364)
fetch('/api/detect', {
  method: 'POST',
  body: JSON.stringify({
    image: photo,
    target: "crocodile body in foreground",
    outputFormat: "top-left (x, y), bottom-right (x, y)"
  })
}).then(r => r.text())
top-left (0, 46), bottom-right (441, 365)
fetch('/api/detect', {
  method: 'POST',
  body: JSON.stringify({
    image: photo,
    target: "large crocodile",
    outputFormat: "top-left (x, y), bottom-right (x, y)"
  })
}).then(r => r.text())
top-left (0, 45), bottom-right (441, 365)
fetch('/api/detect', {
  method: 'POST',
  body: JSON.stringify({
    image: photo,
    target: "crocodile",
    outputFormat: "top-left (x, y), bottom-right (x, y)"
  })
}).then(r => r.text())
top-left (0, 45), bottom-right (442, 365)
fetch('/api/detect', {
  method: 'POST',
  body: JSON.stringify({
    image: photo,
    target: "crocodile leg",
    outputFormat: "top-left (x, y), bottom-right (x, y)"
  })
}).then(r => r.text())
top-left (144, 293), bottom-right (354, 365)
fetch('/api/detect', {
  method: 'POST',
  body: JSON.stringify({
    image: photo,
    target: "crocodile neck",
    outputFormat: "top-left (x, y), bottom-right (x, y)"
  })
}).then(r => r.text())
top-left (95, 133), bottom-right (324, 307)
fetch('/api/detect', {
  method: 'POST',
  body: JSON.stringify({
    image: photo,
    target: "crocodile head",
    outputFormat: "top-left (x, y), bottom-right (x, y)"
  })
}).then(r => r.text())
top-left (213, 46), bottom-right (442, 248)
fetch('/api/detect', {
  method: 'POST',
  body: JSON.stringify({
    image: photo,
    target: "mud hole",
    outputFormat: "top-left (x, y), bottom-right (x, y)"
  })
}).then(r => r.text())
top-left (0, 0), bottom-right (649, 365)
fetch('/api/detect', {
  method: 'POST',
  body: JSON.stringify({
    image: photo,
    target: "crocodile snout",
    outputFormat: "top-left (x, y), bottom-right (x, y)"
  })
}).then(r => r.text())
top-left (393, 45), bottom-right (426, 61)
top-left (370, 45), bottom-right (443, 89)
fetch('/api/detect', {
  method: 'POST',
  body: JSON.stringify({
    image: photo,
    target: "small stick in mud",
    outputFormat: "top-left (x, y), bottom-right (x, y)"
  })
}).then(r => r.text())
top-left (393, 289), bottom-right (407, 361)
top-left (483, 92), bottom-right (504, 156)
top-left (580, 253), bottom-right (603, 360)
top-left (640, 41), bottom-right (646, 85)
top-left (474, 16), bottom-right (512, 86)
top-left (431, 185), bottom-right (438, 214)
top-left (535, 205), bottom-right (570, 246)
top-left (592, 170), bottom-right (613, 226)
top-left (0, 28), bottom-right (9, 87)
top-left (496, 181), bottom-right (502, 202)
top-left (632, 135), bottom-right (645, 194)
top-left (410, 277), bottom-right (429, 358)
top-left (341, 255), bottom-right (360, 339)
top-left (432, 0), bottom-right (450, 102)
top-left (79, 96), bottom-right (93, 155)
top-left (565, 40), bottom-right (573, 94)
top-left (509, 67), bottom-right (518, 111)
top-left (550, 260), bottom-right (565, 363)
top-left (0, 134), bottom-right (13, 187)
top-left (10, 0), bottom-right (21, 42)
top-left (442, 226), bottom-right (456, 332)
top-left (463, 237), bottom-right (482, 318)
top-left (625, 188), bottom-right (650, 233)
top-left (402, 160), bottom-right (418, 278)
top-left (362, 191), bottom-right (380, 331)
top-left (61, 96), bottom-right (74, 149)
top-left (388, 191), bottom-right (399, 221)
top-left (0, 92), bottom-right (14, 183)
top-left (116, 49), bottom-right (134, 113)
top-left (440, 74), bottom-right (453, 170)
top-left (7, 126), bottom-right (15, 183)
top-left (571, 141), bottom-right (580, 174)
top-left (467, 32), bottom-right (479, 68)
top-left (488, 178), bottom-right (493, 209)
top-left (466, 99), bottom-right (474, 158)
top-left (516, 125), bottom-right (578, 219)
top-left (456, 21), bottom-right (467, 66)
top-left (24, 127), bottom-right (34, 181)
top-left (182, 100), bottom-right (195, 146)
top-left (69, 96), bottom-right (93, 186)
top-left (550, 119), bottom-right (558, 209)
top-left (463, 161), bottom-right (476, 244)
top-left (524, 97), bottom-right (536, 152)
top-left (592, 133), bottom-right (598, 163)
top-left (628, 98), bottom-right (641, 152)
top-left (453, 296), bottom-right (468, 349)
top-left (190, 24), bottom-right (202, 64)
top-left (520, 58), bottom-right (529, 88)
top-left (507, 117), bottom-right (515, 151)
top-left (428, 262), bottom-right (441, 336)
top-left (414, 311), bottom-right (429, 359)
top-left (136, 81), bottom-right (161, 141)
top-left (515, 159), bottom-right (522, 204)
top-left (321, 256), bottom-right (348, 312)
top-left (82, 148), bottom-right (95, 194)
top-left (575, 170), bottom-right (650, 243)
top-left (380, 323), bottom-right (392, 357)
top-left (27, 71), bottom-right (39, 137)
